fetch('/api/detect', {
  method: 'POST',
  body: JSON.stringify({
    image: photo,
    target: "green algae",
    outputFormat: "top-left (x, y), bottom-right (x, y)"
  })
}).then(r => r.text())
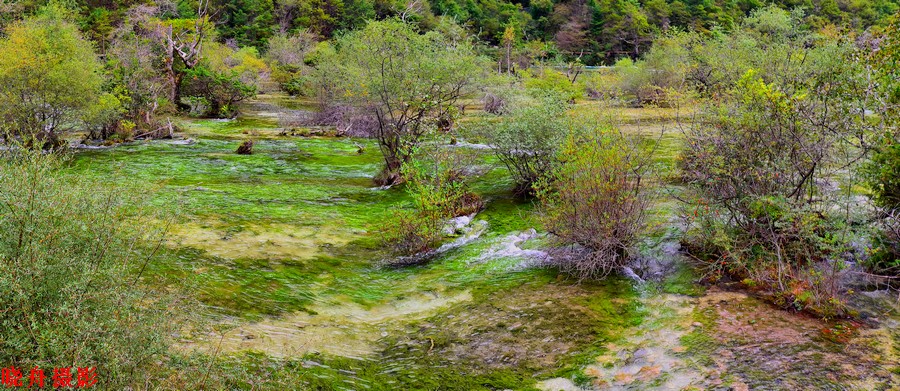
top-left (61, 95), bottom-right (900, 390)
top-left (61, 98), bottom-right (660, 388)
top-left (660, 264), bottom-right (705, 297)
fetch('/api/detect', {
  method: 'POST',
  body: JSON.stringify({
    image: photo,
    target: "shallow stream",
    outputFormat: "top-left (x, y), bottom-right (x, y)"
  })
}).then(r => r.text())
top-left (69, 95), bottom-right (899, 390)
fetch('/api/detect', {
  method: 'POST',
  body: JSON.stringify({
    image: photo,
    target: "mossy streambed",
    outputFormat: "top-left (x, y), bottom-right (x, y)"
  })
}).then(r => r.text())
top-left (68, 96), bottom-right (899, 390)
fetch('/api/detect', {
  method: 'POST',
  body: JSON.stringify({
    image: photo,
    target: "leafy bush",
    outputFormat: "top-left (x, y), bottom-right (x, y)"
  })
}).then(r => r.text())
top-left (0, 4), bottom-right (116, 145)
top-left (582, 67), bottom-right (622, 101)
top-left (611, 32), bottom-right (694, 107)
top-left (680, 63), bottom-right (876, 317)
top-left (863, 14), bottom-right (900, 278)
top-left (467, 93), bottom-right (569, 195)
top-left (182, 66), bottom-right (257, 118)
top-left (0, 148), bottom-right (175, 387)
top-left (684, 194), bottom-right (848, 315)
top-left (521, 68), bottom-right (584, 102)
top-left (866, 211), bottom-right (900, 277)
top-left (380, 147), bottom-right (483, 256)
top-left (536, 117), bottom-right (654, 278)
top-left (267, 31), bottom-right (318, 96)
top-left (182, 44), bottom-right (266, 118)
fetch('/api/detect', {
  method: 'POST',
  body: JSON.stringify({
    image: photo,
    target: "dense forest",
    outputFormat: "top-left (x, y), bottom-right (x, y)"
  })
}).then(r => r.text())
top-left (3, 0), bottom-right (899, 64)
top-left (0, 0), bottom-right (899, 389)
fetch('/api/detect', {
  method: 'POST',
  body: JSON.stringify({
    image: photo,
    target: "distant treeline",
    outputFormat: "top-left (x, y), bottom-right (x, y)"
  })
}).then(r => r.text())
top-left (2, 0), bottom-right (898, 64)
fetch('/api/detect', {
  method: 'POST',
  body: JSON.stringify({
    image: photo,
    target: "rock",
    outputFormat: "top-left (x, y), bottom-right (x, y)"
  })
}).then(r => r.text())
top-left (443, 215), bottom-right (473, 234)
top-left (637, 365), bottom-right (662, 381)
top-left (169, 138), bottom-right (196, 145)
top-left (614, 372), bottom-right (634, 384)
top-left (535, 378), bottom-right (581, 391)
top-left (622, 266), bottom-right (646, 284)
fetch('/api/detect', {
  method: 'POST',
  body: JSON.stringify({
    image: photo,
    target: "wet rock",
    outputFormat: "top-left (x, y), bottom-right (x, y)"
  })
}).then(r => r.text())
top-left (535, 377), bottom-right (580, 391)
top-left (388, 219), bottom-right (488, 267)
top-left (169, 138), bottom-right (196, 145)
top-left (614, 372), bottom-right (634, 384)
top-left (621, 266), bottom-right (645, 284)
top-left (637, 365), bottom-right (662, 381)
top-left (478, 228), bottom-right (549, 266)
top-left (443, 215), bottom-right (473, 235)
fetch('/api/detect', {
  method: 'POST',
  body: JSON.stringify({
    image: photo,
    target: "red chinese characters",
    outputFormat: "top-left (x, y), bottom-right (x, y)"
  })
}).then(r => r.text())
top-left (75, 368), bottom-right (96, 388)
top-left (27, 368), bottom-right (44, 388)
top-left (51, 367), bottom-right (72, 388)
top-left (0, 366), bottom-right (97, 388)
top-left (1, 367), bottom-right (23, 387)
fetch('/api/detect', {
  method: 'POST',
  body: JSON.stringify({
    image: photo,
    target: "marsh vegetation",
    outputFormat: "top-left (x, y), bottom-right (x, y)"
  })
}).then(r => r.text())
top-left (0, 1), bottom-right (899, 390)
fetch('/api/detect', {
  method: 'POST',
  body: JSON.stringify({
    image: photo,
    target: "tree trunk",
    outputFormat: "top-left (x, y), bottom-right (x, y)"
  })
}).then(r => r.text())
top-left (376, 154), bottom-right (403, 186)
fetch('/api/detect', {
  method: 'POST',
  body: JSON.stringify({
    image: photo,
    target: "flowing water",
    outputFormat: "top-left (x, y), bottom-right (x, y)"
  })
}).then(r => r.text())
top-left (69, 95), bottom-right (899, 390)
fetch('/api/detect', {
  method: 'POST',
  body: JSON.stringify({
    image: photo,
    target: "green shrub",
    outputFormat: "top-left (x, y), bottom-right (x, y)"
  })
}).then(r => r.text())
top-left (380, 146), bottom-right (483, 256)
top-left (466, 93), bottom-right (569, 195)
top-left (182, 65), bottom-right (257, 118)
top-left (611, 33), bottom-right (693, 107)
top-left (536, 116), bottom-right (654, 278)
top-left (862, 14), bottom-right (900, 278)
top-left (521, 68), bottom-right (584, 102)
top-left (0, 4), bottom-right (114, 143)
top-left (680, 63), bottom-right (873, 317)
top-left (0, 148), bottom-right (175, 387)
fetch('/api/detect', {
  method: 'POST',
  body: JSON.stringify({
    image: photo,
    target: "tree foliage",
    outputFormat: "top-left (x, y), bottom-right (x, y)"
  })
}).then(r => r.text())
top-left (317, 18), bottom-right (484, 184)
top-left (467, 93), bottom-right (569, 195)
top-left (0, 4), bottom-right (112, 146)
top-left (862, 12), bottom-right (900, 277)
top-left (679, 29), bottom-right (882, 315)
top-left (182, 44), bottom-right (264, 117)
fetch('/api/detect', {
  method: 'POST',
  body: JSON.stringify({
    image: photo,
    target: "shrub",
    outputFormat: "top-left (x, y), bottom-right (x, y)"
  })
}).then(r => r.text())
top-left (863, 14), bottom-right (900, 278)
top-left (680, 63), bottom-right (876, 317)
top-left (0, 4), bottom-right (116, 144)
top-left (866, 211), bottom-right (900, 277)
top-left (380, 146), bottom-right (483, 257)
top-left (467, 93), bottom-right (569, 195)
top-left (683, 194), bottom-right (848, 315)
top-left (182, 66), bottom-right (257, 118)
top-left (536, 117), bottom-right (654, 279)
top-left (0, 148), bottom-right (175, 387)
top-left (609, 32), bottom-right (694, 107)
top-left (180, 44), bottom-right (266, 118)
top-left (582, 67), bottom-right (622, 101)
top-left (521, 68), bottom-right (584, 102)
top-left (267, 31), bottom-right (318, 96)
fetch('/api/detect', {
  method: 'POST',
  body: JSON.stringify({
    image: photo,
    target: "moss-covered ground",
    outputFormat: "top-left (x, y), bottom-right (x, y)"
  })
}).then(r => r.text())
top-left (66, 96), bottom-right (898, 390)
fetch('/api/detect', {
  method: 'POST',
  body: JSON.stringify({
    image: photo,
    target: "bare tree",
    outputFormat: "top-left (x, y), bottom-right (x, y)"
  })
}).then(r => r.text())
top-left (157, 0), bottom-right (212, 109)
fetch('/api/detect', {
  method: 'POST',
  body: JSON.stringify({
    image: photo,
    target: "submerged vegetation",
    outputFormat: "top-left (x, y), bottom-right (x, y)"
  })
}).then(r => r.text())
top-left (0, 0), bottom-right (898, 389)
